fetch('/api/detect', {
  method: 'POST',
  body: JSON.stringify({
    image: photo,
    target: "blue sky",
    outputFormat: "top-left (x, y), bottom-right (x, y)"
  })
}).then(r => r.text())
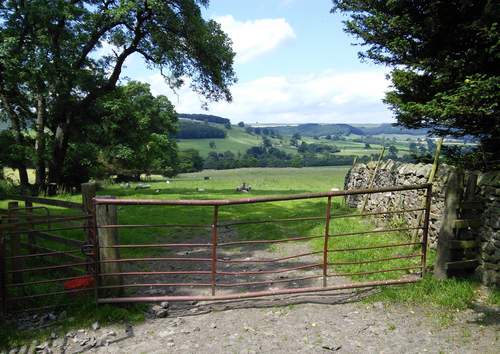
top-left (123, 0), bottom-right (393, 124)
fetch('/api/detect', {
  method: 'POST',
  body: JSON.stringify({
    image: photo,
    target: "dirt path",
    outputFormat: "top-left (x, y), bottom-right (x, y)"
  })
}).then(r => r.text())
top-left (119, 226), bottom-right (347, 299)
top-left (55, 293), bottom-right (498, 354)
top-left (53, 231), bottom-right (498, 354)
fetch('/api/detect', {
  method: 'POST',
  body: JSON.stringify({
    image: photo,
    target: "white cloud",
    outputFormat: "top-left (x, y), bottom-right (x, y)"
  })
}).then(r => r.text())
top-left (214, 15), bottom-right (295, 63)
top-left (145, 69), bottom-right (394, 124)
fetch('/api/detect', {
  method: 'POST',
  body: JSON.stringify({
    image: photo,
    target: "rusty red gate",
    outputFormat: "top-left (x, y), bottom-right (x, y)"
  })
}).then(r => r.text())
top-left (91, 183), bottom-right (432, 304)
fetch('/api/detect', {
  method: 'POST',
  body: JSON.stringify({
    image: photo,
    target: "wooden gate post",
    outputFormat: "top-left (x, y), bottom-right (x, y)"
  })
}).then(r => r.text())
top-left (95, 197), bottom-right (122, 295)
top-left (81, 183), bottom-right (96, 216)
top-left (82, 183), bottom-right (97, 277)
top-left (7, 202), bottom-right (23, 284)
top-left (435, 170), bottom-right (463, 280)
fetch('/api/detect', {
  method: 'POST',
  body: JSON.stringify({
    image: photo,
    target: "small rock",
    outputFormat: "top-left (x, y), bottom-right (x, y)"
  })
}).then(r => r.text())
top-left (160, 301), bottom-right (169, 309)
top-left (35, 342), bottom-right (48, 351)
top-left (107, 330), bottom-right (116, 337)
top-left (48, 313), bottom-right (57, 321)
top-left (50, 332), bottom-right (57, 340)
top-left (322, 345), bottom-right (342, 351)
top-left (92, 321), bottom-right (100, 331)
top-left (151, 305), bottom-right (168, 318)
top-left (66, 331), bottom-right (75, 338)
top-left (167, 342), bottom-right (175, 348)
top-left (210, 323), bottom-right (217, 329)
top-left (193, 327), bottom-right (200, 332)
top-left (17, 345), bottom-right (28, 354)
top-left (8, 348), bottom-right (18, 354)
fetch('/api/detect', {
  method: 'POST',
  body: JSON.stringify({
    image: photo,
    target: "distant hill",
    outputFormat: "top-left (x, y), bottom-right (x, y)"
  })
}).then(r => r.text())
top-left (178, 113), bottom-right (230, 125)
top-left (269, 123), bottom-right (365, 137)
top-left (358, 123), bottom-right (430, 136)
top-left (177, 114), bottom-right (431, 137)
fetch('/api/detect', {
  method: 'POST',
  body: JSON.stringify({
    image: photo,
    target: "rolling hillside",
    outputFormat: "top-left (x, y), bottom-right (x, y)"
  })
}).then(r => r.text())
top-left (176, 123), bottom-right (410, 158)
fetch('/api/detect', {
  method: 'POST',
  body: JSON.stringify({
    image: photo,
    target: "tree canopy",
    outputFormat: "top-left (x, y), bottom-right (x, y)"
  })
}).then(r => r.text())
top-left (0, 0), bottom-right (236, 191)
top-left (331, 0), bottom-right (500, 155)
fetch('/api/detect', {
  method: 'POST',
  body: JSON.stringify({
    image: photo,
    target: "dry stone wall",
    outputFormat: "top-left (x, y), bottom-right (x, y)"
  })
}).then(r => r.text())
top-left (344, 160), bottom-right (454, 246)
top-left (344, 160), bottom-right (500, 287)
top-left (477, 172), bottom-right (500, 286)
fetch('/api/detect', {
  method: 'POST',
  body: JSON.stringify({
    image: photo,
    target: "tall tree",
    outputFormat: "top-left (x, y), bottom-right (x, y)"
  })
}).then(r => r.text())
top-left (331, 0), bottom-right (499, 156)
top-left (97, 81), bottom-right (178, 179)
top-left (0, 0), bottom-right (236, 191)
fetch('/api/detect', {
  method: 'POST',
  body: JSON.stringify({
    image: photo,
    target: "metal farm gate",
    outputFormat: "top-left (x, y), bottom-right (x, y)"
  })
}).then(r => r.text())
top-left (91, 183), bottom-right (432, 305)
top-left (0, 183), bottom-right (432, 313)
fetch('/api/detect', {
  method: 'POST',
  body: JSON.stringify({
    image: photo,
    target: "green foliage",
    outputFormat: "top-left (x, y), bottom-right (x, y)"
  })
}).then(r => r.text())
top-left (0, 131), bottom-right (33, 171)
top-left (387, 145), bottom-right (399, 159)
top-left (297, 142), bottom-right (340, 154)
top-left (96, 81), bottom-right (178, 179)
top-left (61, 142), bottom-right (103, 187)
top-left (177, 149), bottom-right (204, 173)
top-left (332, 0), bottom-right (500, 154)
top-left (177, 120), bottom-right (227, 139)
top-left (178, 113), bottom-right (230, 125)
top-left (487, 288), bottom-right (500, 306)
top-left (0, 0), bottom-right (236, 187)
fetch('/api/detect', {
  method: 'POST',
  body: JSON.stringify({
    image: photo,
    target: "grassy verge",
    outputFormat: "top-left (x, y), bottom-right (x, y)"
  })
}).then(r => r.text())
top-left (366, 276), bottom-right (477, 310)
top-left (487, 288), bottom-right (500, 306)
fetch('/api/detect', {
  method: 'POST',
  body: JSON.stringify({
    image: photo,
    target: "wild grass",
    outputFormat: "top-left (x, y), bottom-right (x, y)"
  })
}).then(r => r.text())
top-left (366, 276), bottom-right (477, 310)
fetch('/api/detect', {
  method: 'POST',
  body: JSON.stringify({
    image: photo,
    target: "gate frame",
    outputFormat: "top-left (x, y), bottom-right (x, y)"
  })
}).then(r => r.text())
top-left (92, 183), bottom-right (432, 304)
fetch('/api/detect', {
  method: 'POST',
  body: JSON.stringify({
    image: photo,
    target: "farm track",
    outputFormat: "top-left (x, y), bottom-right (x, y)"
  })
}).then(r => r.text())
top-left (81, 231), bottom-right (500, 354)
top-left (119, 226), bottom-right (348, 299)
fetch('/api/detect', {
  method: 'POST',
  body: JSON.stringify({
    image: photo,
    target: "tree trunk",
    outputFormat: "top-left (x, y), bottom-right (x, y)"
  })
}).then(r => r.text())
top-left (47, 121), bottom-right (70, 195)
top-left (17, 165), bottom-right (29, 190)
top-left (35, 96), bottom-right (46, 194)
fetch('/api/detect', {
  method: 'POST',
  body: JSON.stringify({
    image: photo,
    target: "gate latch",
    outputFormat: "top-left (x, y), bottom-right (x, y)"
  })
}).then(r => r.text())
top-left (81, 243), bottom-right (95, 256)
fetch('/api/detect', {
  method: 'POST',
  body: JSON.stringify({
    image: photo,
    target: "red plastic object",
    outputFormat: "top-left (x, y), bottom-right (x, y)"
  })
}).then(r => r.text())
top-left (64, 276), bottom-right (95, 290)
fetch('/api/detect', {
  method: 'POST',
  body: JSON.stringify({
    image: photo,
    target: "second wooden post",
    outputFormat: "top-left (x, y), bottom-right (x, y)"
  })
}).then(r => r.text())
top-left (95, 197), bottom-right (123, 296)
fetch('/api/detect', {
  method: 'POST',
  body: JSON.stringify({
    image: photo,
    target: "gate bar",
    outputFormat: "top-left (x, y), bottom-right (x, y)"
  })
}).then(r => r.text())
top-left (211, 206), bottom-right (219, 296)
top-left (94, 183), bottom-right (431, 206)
top-left (421, 184), bottom-right (432, 276)
top-left (323, 196), bottom-right (332, 287)
top-left (97, 277), bottom-right (420, 303)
